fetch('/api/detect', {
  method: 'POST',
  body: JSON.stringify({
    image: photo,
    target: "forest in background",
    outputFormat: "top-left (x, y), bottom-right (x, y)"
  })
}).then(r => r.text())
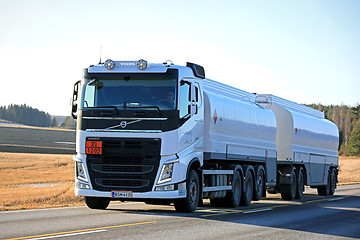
top-left (307, 104), bottom-right (360, 156)
top-left (0, 103), bottom-right (359, 156)
top-left (0, 104), bottom-right (76, 129)
top-left (0, 104), bottom-right (57, 127)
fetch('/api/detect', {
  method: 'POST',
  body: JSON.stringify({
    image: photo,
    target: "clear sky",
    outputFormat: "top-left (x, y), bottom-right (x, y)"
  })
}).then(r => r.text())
top-left (1, 0), bottom-right (359, 116)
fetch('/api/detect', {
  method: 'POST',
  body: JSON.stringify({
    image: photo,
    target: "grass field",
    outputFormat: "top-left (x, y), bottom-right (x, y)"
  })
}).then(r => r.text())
top-left (0, 152), bottom-right (359, 211)
top-left (338, 156), bottom-right (360, 185)
top-left (0, 152), bottom-right (83, 211)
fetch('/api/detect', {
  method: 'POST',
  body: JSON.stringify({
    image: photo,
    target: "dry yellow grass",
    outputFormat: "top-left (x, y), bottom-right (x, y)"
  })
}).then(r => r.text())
top-left (0, 152), bottom-right (83, 211)
top-left (338, 156), bottom-right (360, 185)
top-left (0, 153), bottom-right (359, 211)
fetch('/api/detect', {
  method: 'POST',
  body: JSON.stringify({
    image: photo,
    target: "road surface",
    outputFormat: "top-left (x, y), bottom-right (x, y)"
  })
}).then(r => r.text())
top-left (1, 184), bottom-right (359, 240)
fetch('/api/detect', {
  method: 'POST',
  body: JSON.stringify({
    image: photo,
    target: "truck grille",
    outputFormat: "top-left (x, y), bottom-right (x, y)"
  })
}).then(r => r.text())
top-left (86, 138), bottom-right (161, 192)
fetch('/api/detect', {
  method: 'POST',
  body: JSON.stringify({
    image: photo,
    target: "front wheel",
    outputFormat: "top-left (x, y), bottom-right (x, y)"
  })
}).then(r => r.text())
top-left (174, 170), bottom-right (200, 213)
top-left (85, 196), bottom-right (110, 210)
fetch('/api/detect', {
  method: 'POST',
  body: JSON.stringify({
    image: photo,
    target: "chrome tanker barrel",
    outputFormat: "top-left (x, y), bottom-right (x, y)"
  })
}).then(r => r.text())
top-left (256, 94), bottom-right (339, 185)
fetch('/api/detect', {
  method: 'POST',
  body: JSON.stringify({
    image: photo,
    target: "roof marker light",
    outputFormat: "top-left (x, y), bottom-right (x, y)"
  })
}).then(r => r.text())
top-left (104, 59), bottom-right (115, 70)
top-left (137, 59), bottom-right (147, 70)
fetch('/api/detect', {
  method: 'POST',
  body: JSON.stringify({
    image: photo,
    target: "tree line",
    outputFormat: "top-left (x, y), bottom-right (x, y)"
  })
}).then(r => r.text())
top-left (0, 104), bottom-right (57, 127)
top-left (307, 104), bottom-right (360, 156)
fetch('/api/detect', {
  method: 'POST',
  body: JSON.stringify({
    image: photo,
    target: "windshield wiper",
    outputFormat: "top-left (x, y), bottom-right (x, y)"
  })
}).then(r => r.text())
top-left (125, 106), bottom-right (161, 114)
top-left (87, 106), bottom-right (119, 114)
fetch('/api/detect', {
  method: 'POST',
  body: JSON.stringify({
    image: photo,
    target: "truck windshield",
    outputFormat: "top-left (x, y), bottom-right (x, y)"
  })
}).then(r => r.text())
top-left (81, 73), bottom-right (177, 111)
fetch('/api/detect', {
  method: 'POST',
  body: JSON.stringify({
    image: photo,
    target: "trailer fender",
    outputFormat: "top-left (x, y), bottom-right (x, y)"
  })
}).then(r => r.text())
top-left (278, 165), bottom-right (295, 185)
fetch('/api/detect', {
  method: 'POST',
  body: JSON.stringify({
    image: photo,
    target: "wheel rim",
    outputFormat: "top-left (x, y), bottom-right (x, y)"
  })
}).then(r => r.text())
top-left (257, 171), bottom-right (264, 196)
top-left (189, 179), bottom-right (197, 205)
top-left (234, 175), bottom-right (241, 202)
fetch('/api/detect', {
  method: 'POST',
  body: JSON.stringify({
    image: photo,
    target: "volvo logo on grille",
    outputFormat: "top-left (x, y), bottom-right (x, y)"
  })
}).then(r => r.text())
top-left (106, 119), bottom-right (142, 130)
top-left (120, 121), bottom-right (127, 128)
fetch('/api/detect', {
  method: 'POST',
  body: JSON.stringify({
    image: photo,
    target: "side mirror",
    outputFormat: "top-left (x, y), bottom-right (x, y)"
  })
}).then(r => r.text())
top-left (71, 81), bottom-right (81, 119)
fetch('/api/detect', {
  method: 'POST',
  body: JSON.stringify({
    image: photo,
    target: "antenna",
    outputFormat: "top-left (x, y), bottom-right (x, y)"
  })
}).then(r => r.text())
top-left (98, 46), bottom-right (103, 64)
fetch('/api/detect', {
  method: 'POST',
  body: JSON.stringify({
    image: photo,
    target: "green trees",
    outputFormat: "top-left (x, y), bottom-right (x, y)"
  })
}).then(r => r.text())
top-left (346, 121), bottom-right (360, 156)
top-left (307, 104), bottom-right (360, 156)
top-left (0, 104), bottom-right (55, 127)
top-left (61, 116), bottom-right (76, 129)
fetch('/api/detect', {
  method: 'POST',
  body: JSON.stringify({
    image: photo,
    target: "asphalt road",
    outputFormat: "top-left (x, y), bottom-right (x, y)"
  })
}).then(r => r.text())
top-left (1, 184), bottom-right (359, 240)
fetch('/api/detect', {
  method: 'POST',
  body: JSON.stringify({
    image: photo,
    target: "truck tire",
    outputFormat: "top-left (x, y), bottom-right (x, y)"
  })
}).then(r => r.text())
top-left (329, 168), bottom-right (337, 195)
top-left (295, 167), bottom-right (305, 199)
top-left (253, 168), bottom-right (265, 201)
top-left (224, 170), bottom-right (242, 207)
top-left (85, 197), bottom-right (110, 210)
top-left (174, 170), bottom-right (200, 213)
top-left (317, 170), bottom-right (331, 196)
top-left (240, 170), bottom-right (253, 206)
top-left (280, 167), bottom-right (297, 200)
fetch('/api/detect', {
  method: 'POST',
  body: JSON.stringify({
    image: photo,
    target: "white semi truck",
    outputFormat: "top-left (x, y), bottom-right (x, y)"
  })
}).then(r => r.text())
top-left (71, 59), bottom-right (339, 212)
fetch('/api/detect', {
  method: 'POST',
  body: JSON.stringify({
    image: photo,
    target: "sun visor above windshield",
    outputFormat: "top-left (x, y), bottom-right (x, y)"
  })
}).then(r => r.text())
top-left (88, 60), bottom-right (169, 73)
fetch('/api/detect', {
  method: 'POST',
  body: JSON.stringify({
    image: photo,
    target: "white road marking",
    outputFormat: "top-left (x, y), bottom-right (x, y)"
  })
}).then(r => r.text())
top-left (243, 208), bottom-right (273, 214)
top-left (26, 230), bottom-right (107, 240)
top-left (327, 197), bottom-right (344, 202)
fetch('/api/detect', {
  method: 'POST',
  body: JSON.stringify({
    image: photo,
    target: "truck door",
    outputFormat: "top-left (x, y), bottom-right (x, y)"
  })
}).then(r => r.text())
top-left (178, 80), bottom-right (204, 152)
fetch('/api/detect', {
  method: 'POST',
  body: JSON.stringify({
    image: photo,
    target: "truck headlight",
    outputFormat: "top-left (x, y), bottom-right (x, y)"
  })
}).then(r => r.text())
top-left (76, 161), bottom-right (88, 182)
top-left (158, 163), bottom-right (174, 184)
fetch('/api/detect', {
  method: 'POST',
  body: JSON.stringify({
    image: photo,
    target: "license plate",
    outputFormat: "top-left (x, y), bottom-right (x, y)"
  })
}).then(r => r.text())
top-left (111, 191), bottom-right (133, 198)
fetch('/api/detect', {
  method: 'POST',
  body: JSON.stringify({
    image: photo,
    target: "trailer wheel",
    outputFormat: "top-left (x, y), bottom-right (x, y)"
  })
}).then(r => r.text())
top-left (224, 170), bottom-right (242, 207)
top-left (253, 168), bottom-right (265, 201)
top-left (280, 167), bottom-right (297, 200)
top-left (85, 197), bottom-right (110, 210)
top-left (174, 170), bottom-right (200, 213)
top-left (295, 167), bottom-right (305, 199)
top-left (317, 170), bottom-right (331, 196)
top-left (240, 170), bottom-right (253, 206)
top-left (329, 168), bottom-right (337, 195)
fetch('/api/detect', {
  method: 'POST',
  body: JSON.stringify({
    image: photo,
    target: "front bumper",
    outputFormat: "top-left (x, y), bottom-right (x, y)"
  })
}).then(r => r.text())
top-left (74, 152), bottom-right (188, 200)
top-left (75, 182), bottom-right (186, 199)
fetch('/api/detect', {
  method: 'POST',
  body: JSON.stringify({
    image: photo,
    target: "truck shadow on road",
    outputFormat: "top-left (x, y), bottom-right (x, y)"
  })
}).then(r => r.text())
top-left (106, 193), bottom-right (360, 239)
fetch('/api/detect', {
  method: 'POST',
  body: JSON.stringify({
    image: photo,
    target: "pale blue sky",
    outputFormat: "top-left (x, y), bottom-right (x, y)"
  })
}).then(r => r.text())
top-left (1, 0), bottom-right (359, 116)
